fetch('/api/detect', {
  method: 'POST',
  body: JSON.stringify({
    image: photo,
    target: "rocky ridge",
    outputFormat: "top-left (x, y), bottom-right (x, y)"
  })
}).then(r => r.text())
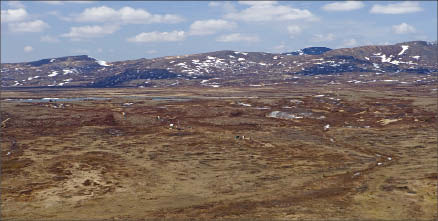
top-left (1, 41), bottom-right (437, 88)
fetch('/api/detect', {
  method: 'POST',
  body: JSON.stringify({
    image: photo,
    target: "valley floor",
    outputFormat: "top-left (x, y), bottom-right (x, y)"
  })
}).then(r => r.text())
top-left (1, 83), bottom-right (437, 220)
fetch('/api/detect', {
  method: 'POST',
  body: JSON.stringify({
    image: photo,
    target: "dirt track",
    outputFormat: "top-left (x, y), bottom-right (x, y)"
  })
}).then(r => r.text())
top-left (1, 84), bottom-right (437, 220)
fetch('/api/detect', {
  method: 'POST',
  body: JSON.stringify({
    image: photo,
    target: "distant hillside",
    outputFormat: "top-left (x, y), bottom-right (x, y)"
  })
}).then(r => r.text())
top-left (283, 47), bottom-right (332, 56)
top-left (1, 41), bottom-right (437, 88)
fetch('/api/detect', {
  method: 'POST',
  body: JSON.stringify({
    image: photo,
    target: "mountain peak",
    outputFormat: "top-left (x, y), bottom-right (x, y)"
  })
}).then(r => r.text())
top-left (25, 55), bottom-right (96, 67)
top-left (283, 47), bottom-right (332, 56)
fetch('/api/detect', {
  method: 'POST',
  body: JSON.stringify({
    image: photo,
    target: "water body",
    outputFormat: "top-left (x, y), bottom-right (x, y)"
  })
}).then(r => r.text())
top-left (151, 97), bottom-right (192, 101)
top-left (3, 96), bottom-right (193, 103)
top-left (3, 97), bottom-right (110, 102)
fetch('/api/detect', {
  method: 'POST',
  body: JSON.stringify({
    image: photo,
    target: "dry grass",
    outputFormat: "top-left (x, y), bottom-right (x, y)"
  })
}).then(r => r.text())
top-left (1, 84), bottom-right (437, 220)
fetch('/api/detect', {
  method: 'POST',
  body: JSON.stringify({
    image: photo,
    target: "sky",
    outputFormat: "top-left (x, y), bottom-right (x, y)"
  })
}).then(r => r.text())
top-left (1, 1), bottom-right (437, 63)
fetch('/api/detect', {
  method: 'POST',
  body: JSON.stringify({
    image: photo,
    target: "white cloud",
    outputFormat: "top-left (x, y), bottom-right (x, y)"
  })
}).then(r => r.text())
top-left (127, 31), bottom-right (185, 43)
top-left (1, 8), bottom-right (28, 23)
top-left (208, 2), bottom-right (221, 7)
top-left (322, 1), bottom-right (364, 11)
top-left (311, 33), bottom-right (335, 42)
top-left (216, 33), bottom-right (260, 43)
top-left (225, 1), bottom-right (315, 22)
top-left (38, 1), bottom-right (94, 5)
top-left (24, 46), bottom-right (33, 52)
top-left (8, 1), bottom-right (26, 8)
top-left (70, 1), bottom-right (95, 4)
top-left (287, 25), bottom-right (302, 37)
top-left (370, 1), bottom-right (422, 14)
top-left (61, 25), bottom-right (119, 39)
top-left (39, 1), bottom-right (63, 5)
top-left (239, 1), bottom-right (275, 6)
top-left (189, 19), bottom-right (237, 36)
top-left (208, 1), bottom-right (236, 13)
top-left (75, 6), bottom-right (115, 22)
top-left (47, 10), bottom-right (72, 22)
top-left (40, 35), bottom-right (60, 43)
top-left (8, 20), bottom-right (49, 32)
top-left (392, 23), bottom-right (416, 34)
top-left (75, 6), bottom-right (184, 24)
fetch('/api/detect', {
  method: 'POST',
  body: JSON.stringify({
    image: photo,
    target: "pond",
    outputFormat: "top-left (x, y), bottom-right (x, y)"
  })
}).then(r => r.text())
top-left (3, 97), bottom-right (110, 102)
top-left (151, 97), bottom-right (192, 101)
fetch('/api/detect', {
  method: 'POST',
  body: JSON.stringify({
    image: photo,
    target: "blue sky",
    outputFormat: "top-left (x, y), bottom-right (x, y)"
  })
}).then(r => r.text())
top-left (1, 1), bottom-right (437, 63)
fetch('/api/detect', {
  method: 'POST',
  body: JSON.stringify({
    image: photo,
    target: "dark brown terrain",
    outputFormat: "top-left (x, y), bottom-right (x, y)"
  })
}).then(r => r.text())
top-left (1, 77), bottom-right (437, 219)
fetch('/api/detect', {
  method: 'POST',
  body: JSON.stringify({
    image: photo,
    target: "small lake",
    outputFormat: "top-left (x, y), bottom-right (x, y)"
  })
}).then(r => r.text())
top-left (3, 97), bottom-right (110, 102)
top-left (151, 97), bottom-right (192, 101)
top-left (3, 96), bottom-right (196, 103)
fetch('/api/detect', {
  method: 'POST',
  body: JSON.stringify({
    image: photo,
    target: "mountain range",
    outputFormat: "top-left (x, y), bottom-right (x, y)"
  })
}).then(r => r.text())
top-left (1, 41), bottom-right (437, 88)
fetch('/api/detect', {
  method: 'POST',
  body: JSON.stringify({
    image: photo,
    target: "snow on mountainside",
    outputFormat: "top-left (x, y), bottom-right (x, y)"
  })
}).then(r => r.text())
top-left (1, 41), bottom-right (437, 87)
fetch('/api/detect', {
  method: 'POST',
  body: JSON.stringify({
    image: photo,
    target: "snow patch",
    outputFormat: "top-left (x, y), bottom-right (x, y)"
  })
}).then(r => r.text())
top-left (374, 54), bottom-right (391, 63)
top-left (63, 69), bottom-right (74, 75)
top-left (398, 45), bottom-right (409, 56)
top-left (234, 51), bottom-right (248, 55)
top-left (48, 71), bottom-right (59, 77)
top-left (96, 60), bottom-right (111, 67)
top-left (389, 60), bottom-right (400, 65)
top-left (238, 102), bottom-right (252, 107)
